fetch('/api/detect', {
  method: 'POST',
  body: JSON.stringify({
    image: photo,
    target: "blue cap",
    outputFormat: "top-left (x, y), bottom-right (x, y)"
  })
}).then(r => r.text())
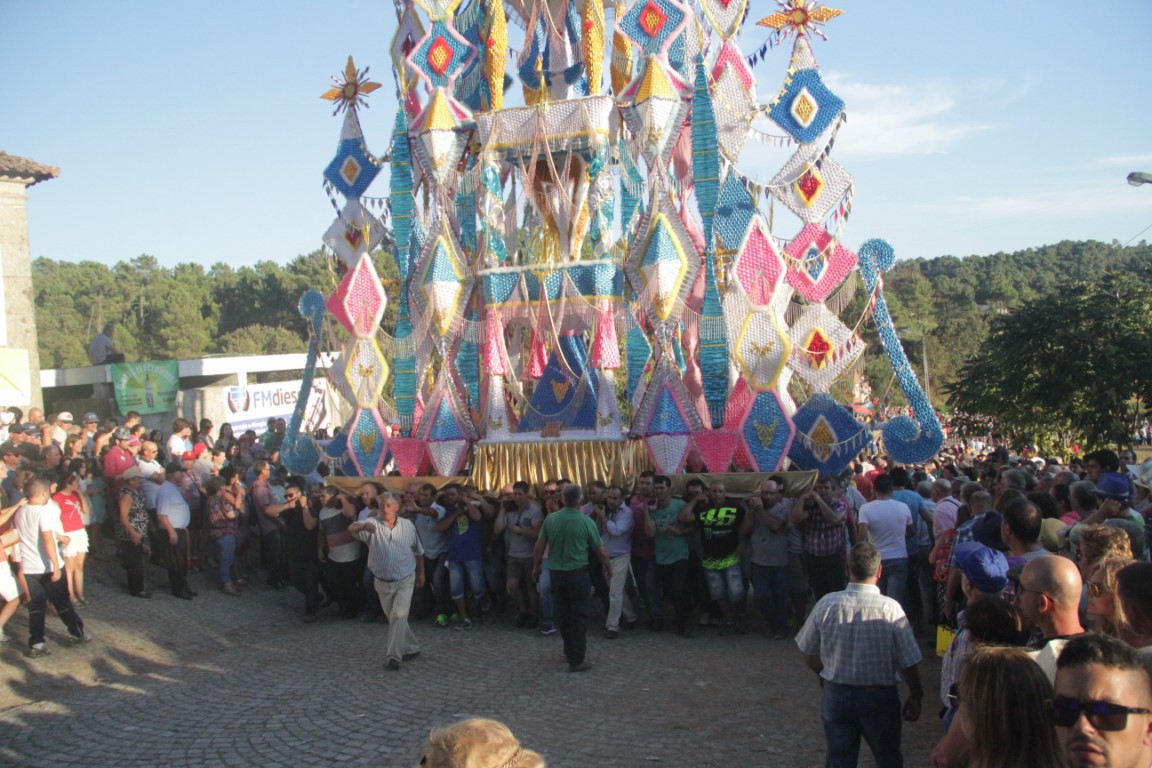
top-left (954, 542), bottom-right (1009, 593)
top-left (1095, 472), bottom-right (1131, 502)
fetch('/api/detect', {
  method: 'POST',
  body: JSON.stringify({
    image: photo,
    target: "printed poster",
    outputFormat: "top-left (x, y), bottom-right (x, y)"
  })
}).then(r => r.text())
top-left (110, 361), bottom-right (179, 415)
top-left (224, 380), bottom-right (330, 436)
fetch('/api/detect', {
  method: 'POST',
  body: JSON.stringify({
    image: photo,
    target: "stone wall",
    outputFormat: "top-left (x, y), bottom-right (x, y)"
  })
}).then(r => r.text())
top-left (0, 177), bottom-right (44, 408)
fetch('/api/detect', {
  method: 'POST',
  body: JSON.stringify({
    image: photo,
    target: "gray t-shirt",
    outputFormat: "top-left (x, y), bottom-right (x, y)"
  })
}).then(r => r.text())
top-left (504, 502), bottom-right (543, 559)
top-left (413, 502), bottom-right (448, 559)
top-left (751, 499), bottom-right (791, 567)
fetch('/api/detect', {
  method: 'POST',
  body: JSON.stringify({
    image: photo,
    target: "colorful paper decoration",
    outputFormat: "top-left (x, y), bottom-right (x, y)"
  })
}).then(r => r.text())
top-left (739, 390), bottom-right (796, 471)
top-left (783, 223), bottom-right (858, 302)
top-left (625, 195), bottom-right (701, 344)
top-left (303, 1), bottom-right (943, 479)
top-left (757, 0), bottom-right (843, 44)
top-left (788, 393), bottom-right (872, 476)
top-left (770, 142), bottom-right (853, 225)
top-left (733, 217), bottom-right (786, 307)
top-left (618, 0), bottom-right (690, 57)
top-left (858, 238), bottom-right (945, 464)
top-left (280, 290), bottom-right (326, 476)
top-left (693, 428), bottom-right (740, 472)
top-left (326, 254), bottom-right (386, 337)
top-left (768, 64), bottom-right (845, 145)
top-left (348, 407), bottom-right (390, 476)
top-left (786, 302), bottom-right (864, 391)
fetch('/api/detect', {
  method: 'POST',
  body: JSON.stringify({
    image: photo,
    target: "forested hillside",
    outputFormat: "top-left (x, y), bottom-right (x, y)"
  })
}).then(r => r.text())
top-left (33, 239), bottom-right (1152, 421)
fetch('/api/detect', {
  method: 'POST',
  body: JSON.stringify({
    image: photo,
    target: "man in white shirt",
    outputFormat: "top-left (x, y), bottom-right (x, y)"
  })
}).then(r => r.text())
top-left (156, 463), bottom-right (195, 600)
top-left (858, 474), bottom-right (914, 606)
top-left (15, 477), bottom-right (88, 655)
top-left (166, 418), bottom-right (194, 461)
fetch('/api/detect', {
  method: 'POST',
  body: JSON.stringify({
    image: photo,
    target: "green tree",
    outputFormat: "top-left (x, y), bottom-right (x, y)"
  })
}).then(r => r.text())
top-left (946, 272), bottom-right (1152, 448)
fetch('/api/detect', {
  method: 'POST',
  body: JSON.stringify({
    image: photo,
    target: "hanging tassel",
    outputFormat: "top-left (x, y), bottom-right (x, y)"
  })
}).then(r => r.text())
top-left (485, 0), bottom-right (507, 110)
top-left (484, 311), bottom-right (507, 375)
top-left (590, 299), bottom-right (621, 369)
top-left (582, 0), bottom-right (605, 95)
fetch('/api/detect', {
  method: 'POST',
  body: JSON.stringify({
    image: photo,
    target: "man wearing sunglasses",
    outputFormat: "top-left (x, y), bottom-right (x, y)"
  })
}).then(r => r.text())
top-left (1054, 633), bottom-right (1152, 768)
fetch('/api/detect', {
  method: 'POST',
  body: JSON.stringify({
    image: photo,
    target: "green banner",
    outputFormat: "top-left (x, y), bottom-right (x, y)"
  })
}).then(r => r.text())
top-left (110, 361), bottom-right (179, 415)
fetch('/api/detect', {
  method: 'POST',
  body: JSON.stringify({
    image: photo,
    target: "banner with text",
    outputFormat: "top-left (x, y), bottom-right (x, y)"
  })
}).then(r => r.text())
top-left (224, 380), bottom-right (330, 436)
top-left (110, 361), bottom-right (180, 415)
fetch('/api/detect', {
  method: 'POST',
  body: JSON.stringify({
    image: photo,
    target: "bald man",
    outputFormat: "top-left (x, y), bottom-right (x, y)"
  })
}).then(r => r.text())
top-left (1017, 555), bottom-right (1087, 681)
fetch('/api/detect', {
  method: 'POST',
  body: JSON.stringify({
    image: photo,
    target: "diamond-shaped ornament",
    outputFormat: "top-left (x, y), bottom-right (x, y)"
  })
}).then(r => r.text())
top-left (732, 217), bottom-right (785, 308)
top-left (347, 407), bottom-right (389, 477)
top-left (412, 223), bottom-right (474, 351)
top-left (769, 68), bottom-right (845, 144)
top-left (324, 201), bottom-right (385, 268)
top-left (341, 336), bottom-right (390, 409)
top-left (738, 390), bottom-right (795, 472)
top-left (618, 0), bottom-right (689, 56)
top-left (715, 171), bottom-right (756, 251)
top-left (784, 224), bottom-right (858, 302)
top-left (734, 309), bottom-right (791, 392)
top-left (788, 393), bottom-right (872, 476)
top-left (786, 303), bottom-right (864, 391)
top-left (770, 145), bottom-right (853, 225)
top-left (416, 375), bottom-right (478, 443)
top-left (625, 195), bottom-right (701, 341)
top-left (410, 88), bottom-right (473, 187)
top-left (323, 113), bottom-right (380, 200)
top-left (407, 19), bottom-right (476, 90)
top-left (326, 254), bottom-right (387, 336)
top-left (620, 56), bottom-right (690, 169)
top-left (630, 357), bottom-right (705, 439)
top-left (711, 60), bottom-right (756, 162)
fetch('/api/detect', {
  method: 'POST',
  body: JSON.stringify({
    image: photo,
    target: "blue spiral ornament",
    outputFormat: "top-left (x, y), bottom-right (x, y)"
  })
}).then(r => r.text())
top-left (857, 238), bottom-right (944, 464)
top-left (280, 290), bottom-right (326, 474)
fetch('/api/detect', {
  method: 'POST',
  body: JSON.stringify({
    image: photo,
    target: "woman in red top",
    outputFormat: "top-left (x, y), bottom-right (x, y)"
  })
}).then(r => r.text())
top-left (53, 459), bottom-right (91, 606)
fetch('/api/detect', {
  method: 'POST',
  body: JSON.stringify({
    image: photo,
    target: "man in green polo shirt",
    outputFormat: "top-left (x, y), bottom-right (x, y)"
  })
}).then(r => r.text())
top-left (533, 484), bottom-right (612, 673)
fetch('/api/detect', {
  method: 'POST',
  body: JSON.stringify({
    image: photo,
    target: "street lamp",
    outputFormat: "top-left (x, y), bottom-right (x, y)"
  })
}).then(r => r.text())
top-left (1128, 171), bottom-right (1152, 187)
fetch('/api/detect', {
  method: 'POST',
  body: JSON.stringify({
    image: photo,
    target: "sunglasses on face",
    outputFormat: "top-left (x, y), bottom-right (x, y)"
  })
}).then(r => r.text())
top-left (1087, 581), bottom-right (1111, 598)
top-left (1050, 696), bottom-right (1152, 731)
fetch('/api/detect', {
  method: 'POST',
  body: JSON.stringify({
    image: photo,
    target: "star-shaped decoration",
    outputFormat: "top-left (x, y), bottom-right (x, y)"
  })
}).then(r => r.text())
top-left (320, 56), bottom-right (382, 115)
top-left (756, 0), bottom-right (842, 43)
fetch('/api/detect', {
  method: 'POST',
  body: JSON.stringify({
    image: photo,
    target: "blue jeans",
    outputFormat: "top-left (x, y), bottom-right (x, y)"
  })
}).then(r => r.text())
top-left (821, 681), bottom-right (903, 768)
top-left (448, 559), bottom-right (486, 601)
top-left (705, 563), bottom-right (746, 603)
top-left (216, 534), bottom-right (236, 584)
top-left (878, 558), bottom-right (909, 608)
top-left (630, 555), bottom-right (660, 622)
top-left (537, 560), bottom-right (553, 626)
top-left (751, 562), bottom-right (790, 635)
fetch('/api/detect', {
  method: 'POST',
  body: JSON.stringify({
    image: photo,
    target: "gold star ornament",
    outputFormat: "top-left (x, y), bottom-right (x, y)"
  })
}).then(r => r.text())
top-left (320, 56), bottom-right (383, 115)
top-left (757, 0), bottom-right (843, 42)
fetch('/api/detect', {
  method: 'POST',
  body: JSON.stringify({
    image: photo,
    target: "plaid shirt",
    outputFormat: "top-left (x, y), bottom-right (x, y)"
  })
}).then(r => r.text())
top-left (796, 582), bottom-right (923, 686)
top-left (945, 512), bottom-right (987, 568)
top-left (801, 495), bottom-right (851, 557)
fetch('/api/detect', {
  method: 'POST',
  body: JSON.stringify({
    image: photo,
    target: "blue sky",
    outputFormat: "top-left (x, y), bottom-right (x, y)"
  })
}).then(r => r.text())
top-left (3, 0), bottom-right (1150, 269)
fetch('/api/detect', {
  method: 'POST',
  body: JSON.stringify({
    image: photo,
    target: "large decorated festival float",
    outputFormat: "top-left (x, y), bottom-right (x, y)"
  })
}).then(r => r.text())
top-left (281, 0), bottom-right (943, 493)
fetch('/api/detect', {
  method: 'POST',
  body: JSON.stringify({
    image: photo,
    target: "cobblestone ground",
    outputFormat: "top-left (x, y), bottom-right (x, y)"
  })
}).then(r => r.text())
top-left (0, 552), bottom-right (943, 767)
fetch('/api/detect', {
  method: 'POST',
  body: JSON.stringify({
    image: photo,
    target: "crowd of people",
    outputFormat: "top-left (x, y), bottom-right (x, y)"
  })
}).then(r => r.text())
top-left (3, 408), bottom-right (1152, 765)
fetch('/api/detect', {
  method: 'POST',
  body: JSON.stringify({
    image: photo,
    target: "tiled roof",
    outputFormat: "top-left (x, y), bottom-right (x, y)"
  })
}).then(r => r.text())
top-left (0, 152), bottom-right (60, 186)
